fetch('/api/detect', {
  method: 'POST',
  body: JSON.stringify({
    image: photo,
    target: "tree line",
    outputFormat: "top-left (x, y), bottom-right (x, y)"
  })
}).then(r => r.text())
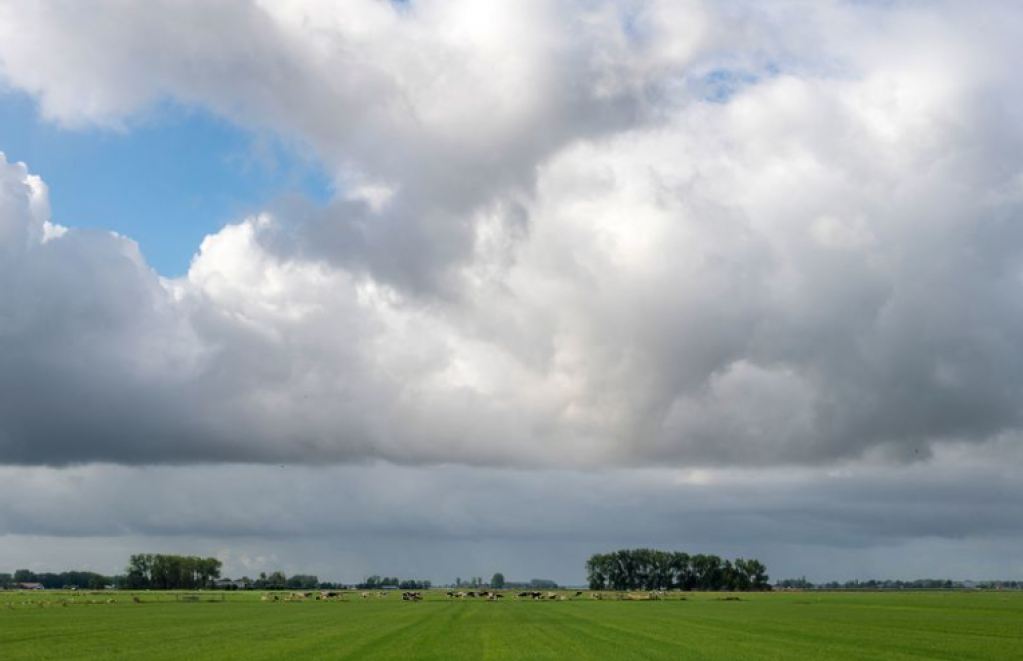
top-left (229, 572), bottom-right (350, 590)
top-left (0, 569), bottom-right (112, 590)
top-left (778, 577), bottom-right (1023, 590)
top-left (357, 575), bottom-right (432, 590)
top-left (585, 549), bottom-right (770, 591)
top-left (124, 554), bottom-right (223, 590)
top-left (452, 576), bottom-right (557, 590)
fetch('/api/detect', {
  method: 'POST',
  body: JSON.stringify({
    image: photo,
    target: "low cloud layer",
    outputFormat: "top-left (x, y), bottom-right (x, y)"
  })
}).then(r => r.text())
top-left (2, 0), bottom-right (1023, 470)
top-left (2, 442), bottom-right (1021, 582)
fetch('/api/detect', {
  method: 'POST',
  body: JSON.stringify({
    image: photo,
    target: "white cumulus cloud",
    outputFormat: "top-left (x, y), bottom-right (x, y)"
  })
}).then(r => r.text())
top-left (1, 0), bottom-right (1023, 471)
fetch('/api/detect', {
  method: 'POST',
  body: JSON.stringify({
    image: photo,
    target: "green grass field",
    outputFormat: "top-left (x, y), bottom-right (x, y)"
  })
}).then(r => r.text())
top-left (1, 589), bottom-right (1020, 660)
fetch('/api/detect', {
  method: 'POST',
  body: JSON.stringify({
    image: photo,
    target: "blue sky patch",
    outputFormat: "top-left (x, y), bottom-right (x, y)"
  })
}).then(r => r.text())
top-left (0, 92), bottom-right (332, 276)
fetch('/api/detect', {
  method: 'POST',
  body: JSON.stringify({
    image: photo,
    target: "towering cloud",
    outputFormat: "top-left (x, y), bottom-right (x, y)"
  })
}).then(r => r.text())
top-left (2, 0), bottom-right (1023, 470)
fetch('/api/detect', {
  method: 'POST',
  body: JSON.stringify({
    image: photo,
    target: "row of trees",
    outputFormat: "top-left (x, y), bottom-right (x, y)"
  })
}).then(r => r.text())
top-left (0, 570), bottom-right (113, 590)
top-left (453, 576), bottom-right (489, 588)
top-left (451, 575), bottom-right (556, 590)
top-left (358, 575), bottom-right (432, 590)
top-left (778, 578), bottom-right (1023, 590)
top-left (250, 572), bottom-right (323, 590)
top-left (586, 549), bottom-right (770, 591)
top-left (244, 572), bottom-right (346, 590)
top-left (124, 554), bottom-right (222, 590)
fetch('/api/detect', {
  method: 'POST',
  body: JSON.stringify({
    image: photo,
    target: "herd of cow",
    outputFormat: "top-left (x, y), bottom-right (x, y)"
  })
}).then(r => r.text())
top-left (262, 589), bottom-right (668, 603)
top-left (262, 591), bottom-right (346, 602)
top-left (446, 590), bottom-right (587, 601)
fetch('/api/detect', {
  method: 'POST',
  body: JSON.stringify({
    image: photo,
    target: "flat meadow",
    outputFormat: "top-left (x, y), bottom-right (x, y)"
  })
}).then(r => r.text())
top-left (1, 589), bottom-right (1020, 660)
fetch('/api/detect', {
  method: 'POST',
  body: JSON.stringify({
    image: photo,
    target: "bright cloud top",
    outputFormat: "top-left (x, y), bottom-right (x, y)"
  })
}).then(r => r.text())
top-left (2, 0), bottom-right (1023, 468)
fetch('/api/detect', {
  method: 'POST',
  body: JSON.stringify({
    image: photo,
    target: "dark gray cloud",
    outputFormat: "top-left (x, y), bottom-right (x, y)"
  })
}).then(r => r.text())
top-left (1, 443), bottom-right (1021, 581)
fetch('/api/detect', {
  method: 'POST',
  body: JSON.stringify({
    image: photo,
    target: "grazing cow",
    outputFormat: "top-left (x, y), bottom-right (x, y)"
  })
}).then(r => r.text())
top-left (401, 591), bottom-right (422, 602)
top-left (575, 591), bottom-right (584, 598)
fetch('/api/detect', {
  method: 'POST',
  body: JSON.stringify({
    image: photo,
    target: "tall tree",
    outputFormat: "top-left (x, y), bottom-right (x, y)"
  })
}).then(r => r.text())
top-left (123, 554), bottom-right (222, 590)
top-left (13, 569), bottom-right (36, 583)
top-left (266, 571), bottom-right (287, 589)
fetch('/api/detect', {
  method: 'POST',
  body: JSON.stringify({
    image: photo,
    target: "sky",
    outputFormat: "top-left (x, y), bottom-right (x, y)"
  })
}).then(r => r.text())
top-left (1, 0), bottom-right (1023, 585)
